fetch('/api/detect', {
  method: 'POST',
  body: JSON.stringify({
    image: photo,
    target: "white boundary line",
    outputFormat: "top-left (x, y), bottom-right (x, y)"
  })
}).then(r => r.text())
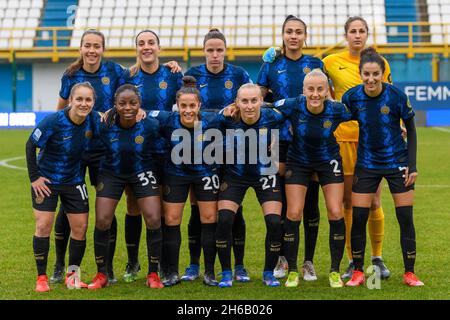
top-left (433, 127), bottom-right (450, 133)
top-left (0, 156), bottom-right (26, 171)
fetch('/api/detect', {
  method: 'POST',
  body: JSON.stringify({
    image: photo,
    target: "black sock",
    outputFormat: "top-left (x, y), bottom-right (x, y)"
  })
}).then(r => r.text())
top-left (264, 214), bottom-right (282, 272)
top-left (279, 175), bottom-right (287, 257)
top-left (232, 206), bottom-right (246, 267)
top-left (163, 225), bottom-right (181, 275)
top-left (68, 238), bottom-right (86, 267)
top-left (33, 236), bottom-right (50, 276)
top-left (125, 214), bottom-right (142, 265)
top-left (216, 209), bottom-right (234, 272)
top-left (395, 206), bottom-right (416, 273)
top-left (146, 227), bottom-right (162, 274)
top-left (283, 218), bottom-right (300, 272)
top-left (94, 228), bottom-right (110, 274)
top-left (329, 218), bottom-right (345, 273)
top-left (351, 207), bottom-right (370, 271)
top-left (160, 217), bottom-right (168, 275)
top-left (107, 215), bottom-right (117, 274)
top-left (54, 206), bottom-right (70, 267)
top-left (202, 223), bottom-right (217, 275)
top-left (303, 180), bottom-right (320, 263)
top-left (188, 204), bottom-right (201, 266)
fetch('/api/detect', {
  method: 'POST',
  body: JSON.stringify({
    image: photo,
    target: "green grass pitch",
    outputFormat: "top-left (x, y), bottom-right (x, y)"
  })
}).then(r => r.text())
top-left (0, 128), bottom-right (449, 300)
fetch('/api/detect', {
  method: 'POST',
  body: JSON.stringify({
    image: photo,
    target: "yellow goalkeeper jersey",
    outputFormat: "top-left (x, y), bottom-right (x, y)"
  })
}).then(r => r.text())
top-left (323, 50), bottom-right (392, 141)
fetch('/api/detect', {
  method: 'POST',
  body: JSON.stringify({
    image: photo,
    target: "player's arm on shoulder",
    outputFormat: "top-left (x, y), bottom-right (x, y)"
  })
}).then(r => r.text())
top-left (164, 60), bottom-right (182, 73)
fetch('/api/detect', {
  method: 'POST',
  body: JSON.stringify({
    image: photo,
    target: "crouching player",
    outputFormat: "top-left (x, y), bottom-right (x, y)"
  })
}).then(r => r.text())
top-left (27, 82), bottom-right (98, 292)
top-left (88, 84), bottom-right (164, 289)
top-left (149, 76), bottom-right (226, 286)
top-left (343, 48), bottom-right (423, 287)
top-left (216, 83), bottom-right (284, 288)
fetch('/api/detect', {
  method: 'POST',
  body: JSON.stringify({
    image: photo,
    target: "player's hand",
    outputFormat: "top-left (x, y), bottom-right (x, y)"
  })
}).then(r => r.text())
top-left (100, 109), bottom-right (111, 123)
top-left (32, 177), bottom-right (52, 198)
top-left (401, 125), bottom-right (407, 140)
top-left (164, 60), bottom-right (182, 73)
top-left (404, 167), bottom-right (417, 187)
top-left (223, 103), bottom-right (238, 118)
top-left (136, 108), bottom-right (147, 122)
top-left (262, 46), bottom-right (281, 63)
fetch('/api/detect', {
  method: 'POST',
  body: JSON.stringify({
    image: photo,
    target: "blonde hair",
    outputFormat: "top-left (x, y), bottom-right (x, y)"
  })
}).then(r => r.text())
top-left (303, 69), bottom-right (329, 86)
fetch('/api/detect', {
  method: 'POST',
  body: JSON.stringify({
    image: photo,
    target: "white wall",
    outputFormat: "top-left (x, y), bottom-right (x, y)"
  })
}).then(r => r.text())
top-left (32, 63), bottom-right (67, 111)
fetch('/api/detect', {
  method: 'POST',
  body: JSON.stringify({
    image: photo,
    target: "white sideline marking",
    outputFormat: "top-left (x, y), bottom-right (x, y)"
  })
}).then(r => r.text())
top-left (0, 156), bottom-right (26, 171)
top-left (433, 127), bottom-right (450, 133)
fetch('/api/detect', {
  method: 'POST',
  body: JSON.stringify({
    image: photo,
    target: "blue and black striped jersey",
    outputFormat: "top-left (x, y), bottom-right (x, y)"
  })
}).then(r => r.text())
top-left (29, 108), bottom-right (98, 185)
top-left (342, 83), bottom-right (415, 170)
top-left (222, 107), bottom-right (284, 178)
top-left (258, 54), bottom-right (324, 143)
top-left (95, 117), bottom-right (160, 176)
top-left (149, 110), bottom-right (225, 177)
top-left (274, 96), bottom-right (352, 165)
top-left (186, 63), bottom-right (251, 110)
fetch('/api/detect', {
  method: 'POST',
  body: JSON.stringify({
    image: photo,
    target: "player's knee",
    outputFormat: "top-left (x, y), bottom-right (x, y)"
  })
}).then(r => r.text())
top-left (126, 197), bottom-right (140, 216)
top-left (95, 215), bottom-right (112, 231)
top-left (164, 212), bottom-right (182, 226)
top-left (370, 197), bottom-right (382, 210)
top-left (201, 212), bottom-right (216, 224)
top-left (35, 222), bottom-right (52, 237)
top-left (327, 207), bottom-right (343, 221)
top-left (287, 208), bottom-right (302, 221)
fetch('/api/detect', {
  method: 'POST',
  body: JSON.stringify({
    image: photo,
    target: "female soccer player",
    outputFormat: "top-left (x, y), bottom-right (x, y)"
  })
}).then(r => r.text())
top-left (272, 70), bottom-right (350, 288)
top-left (258, 15), bottom-right (324, 280)
top-left (27, 82), bottom-right (97, 292)
top-left (182, 28), bottom-right (252, 282)
top-left (322, 17), bottom-right (393, 280)
top-left (118, 29), bottom-right (183, 283)
top-left (148, 76), bottom-right (225, 287)
top-left (342, 48), bottom-right (423, 287)
top-left (52, 29), bottom-right (125, 284)
top-left (88, 84), bottom-right (163, 290)
top-left (216, 83), bottom-right (283, 288)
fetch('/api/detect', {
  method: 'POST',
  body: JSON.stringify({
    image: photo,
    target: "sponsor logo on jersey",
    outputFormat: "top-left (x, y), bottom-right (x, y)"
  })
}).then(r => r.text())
top-left (135, 135), bottom-right (144, 144)
top-left (303, 67), bottom-right (311, 74)
top-left (102, 77), bottom-right (110, 85)
top-left (85, 130), bottom-right (93, 139)
top-left (33, 128), bottom-right (42, 141)
top-left (274, 99), bottom-right (285, 107)
top-left (338, 66), bottom-right (348, 70)
top-left (149, 110), bottom-right (160, 117)
top-left (277, 69), bottom-right (287, 74)
top-left (323, 120), bottom-right (332, 129)
top-left (224, 80), bottom-right (233, 89)
top-left (200, 84), bottom-right (208, 88)
top-left (381, 105), bottom-right (390, 115)
top-left (159, 81), bottom-right (168, 90)
top-left (63, 136), bottom-right (72, 141)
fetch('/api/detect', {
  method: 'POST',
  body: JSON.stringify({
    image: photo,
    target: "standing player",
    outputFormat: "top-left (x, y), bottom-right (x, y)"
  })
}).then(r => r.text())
top-left (272, 70), bottom-right (350, 288)
top-left (27, 83), bottom-right (98, 292)
top-left (88, 84), bottom-right (164, 289)
top-left (322, 17), bottom-right (392, 279)
top-left (343, 48), bottom-right (423, 287)
top-left (258, 15), bottom-right (324, 281)
top-left (149, 76), bottom-right (225, 287)
top-left (216, 84), bottom-right (283, 288)
top-left (182, 28), bottom-right (252, 282)
top-left (118, 29), bottom-right (183, 283)
top-left (52, 29), bottom-right (125, 284)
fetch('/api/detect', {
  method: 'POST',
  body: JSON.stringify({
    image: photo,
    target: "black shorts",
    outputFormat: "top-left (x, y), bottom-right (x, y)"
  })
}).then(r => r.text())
top-left (218, 173), bottom-right (282, 205)
top-left (285, 159), bottom-right (344, 186)
top-left (163, 173), bottom-right (220, 203)
top-left (96, 170), bottom-right (160, 200)
top-left (352, 166), bottom-right (415, 194)
top-left (31, 183), bottom-right (89, 213)
top-left (81, 149), bottom-right (105, 186)
top-left (153, 153), bottom-right (168, 185)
